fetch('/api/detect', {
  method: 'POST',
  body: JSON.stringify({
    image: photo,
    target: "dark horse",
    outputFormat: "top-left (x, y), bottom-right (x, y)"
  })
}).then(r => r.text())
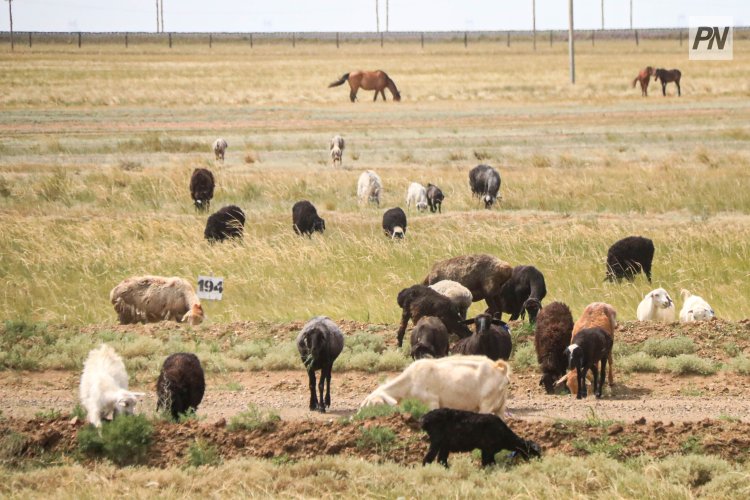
top-left (328, 70), bottom-right (401, 102)
top-left (632, 66), bottom-right (653, 96)
top-left (654, 68), bottom-right (682, 97)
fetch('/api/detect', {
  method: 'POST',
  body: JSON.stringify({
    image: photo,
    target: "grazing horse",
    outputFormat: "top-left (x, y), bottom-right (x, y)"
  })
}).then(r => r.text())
top-left (654, 68), bottom-right (682, 97)
top-left (632, 66), bottom-right (653, 97)
top-left (328, 70), bottom-right (401, 102)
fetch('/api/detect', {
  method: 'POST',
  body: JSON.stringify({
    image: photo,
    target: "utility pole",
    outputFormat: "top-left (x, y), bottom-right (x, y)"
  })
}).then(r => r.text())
top-left (532, 0), bottom-right (536, 51)
top-left (629, 0), bottom-right (633, 30)
top-left (601, 0), bottom-right (604, 30)
top-left (568, 0), bottom-right (575, 84)
top-left (386, 0), bottom-right (389, 32)
top-left (155, 0), bottom-right (160, 32)
top-left (7, 0), bottom-right (13, 51)
top-left (375, 0), bottom-right (379, 33)
top-left (160, 0), bottom-right (164, 33)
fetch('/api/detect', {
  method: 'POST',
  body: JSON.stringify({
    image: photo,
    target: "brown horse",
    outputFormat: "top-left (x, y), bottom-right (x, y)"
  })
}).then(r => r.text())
top-left (328, 70), bottom-right (401, 102)
top-left (632, 66), bottom-right (653, 97)
top-left (654, 68), bottom-right (682, 97)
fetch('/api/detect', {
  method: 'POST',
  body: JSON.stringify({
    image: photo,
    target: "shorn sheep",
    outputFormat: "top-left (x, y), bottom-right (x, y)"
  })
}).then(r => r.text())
top-left (679, 289), bottom-right (715, 322)
top-left (361, 355), bottom-right (512, 418)
top-left (426, 183), bottom-right (444, 213)
top-left (428, 279), bottom-right (473, 319)
top-left (468, 164), bottom-right (501, 209)
top-left (156, 353), bottom-right (205, 420)
top-left (382, 207), bottom-right (407, 239)
top-left (79, 344), bottom-right (144, 427)
top-left (637, 288), bottom-right (675, 322)
top-left (534, 301), bottom-right (574, 394)
top-left (396, 285), bottom-right (473, 347)
top-left (110, 275), bottom-right (204, 326)
top-left (406, 182), bottom-right (429, 212)
top-left (296, 317), bottom-right (345, 413)
top-left (605, 236), bottom-right (654, 283)
top-left (422, 254), bottom-right (513, 316)
top-left (565, 327), bottom-right (613, 399)
top-left (357, 170), bottom-right (382, 206)
top-left (330, 135), bottom-right (345, 167)
top-left (292, 200), bottom-right (326, 236)
top-left (452, 313), bottom-right (512, 361)
top-left (204, 205), bottom-right (246, 242)
top-left (421, 408), bottom-right (541, 467)
top-left (410, 316), bottom-right (449, 360)
top-left (497, 265), bottom-right (547, 324)
top-left (189, 168), bottom-right (215, 212)
top-left (213, 138), bottom-right (228, 161)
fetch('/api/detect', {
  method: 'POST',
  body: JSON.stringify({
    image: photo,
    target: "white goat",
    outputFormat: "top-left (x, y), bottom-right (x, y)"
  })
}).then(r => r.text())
top-left (79, 344), bottom-right (144, 427)
top-left (636, 288), bottom-right (675, 322)
top-left (679, 289), bottom-right (715, 322)
top-left (429, 279), bottom-right (473, 319)
top-left (110, 276), bottom-right (204, 326)
top-left (406, 182), bottom-right (428, 212)
top-left (213, 138), bottom-right (228, 161)
top-left (357, 170), bottom-right (382, 207)
top-left (330, 135), bottom-right (345, 167)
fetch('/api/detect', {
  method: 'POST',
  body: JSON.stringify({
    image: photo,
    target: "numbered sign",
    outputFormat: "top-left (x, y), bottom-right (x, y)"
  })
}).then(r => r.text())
top-left (197, 276), bottom-right (224, 301)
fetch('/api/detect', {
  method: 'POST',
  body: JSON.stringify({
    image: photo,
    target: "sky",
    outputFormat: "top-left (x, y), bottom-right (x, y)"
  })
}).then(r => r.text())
top-left (1, 1), bottom-right (747, 33)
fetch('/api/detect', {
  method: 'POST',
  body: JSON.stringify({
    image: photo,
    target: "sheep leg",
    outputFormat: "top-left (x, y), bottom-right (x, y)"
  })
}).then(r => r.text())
top-left (591, 365), bottom-right (600, 399)
top-left (323, 363), bottom-right (332, 408)
top-left (317, 369), bottom-right (327, 413)
top-left (596, 358), bottom-right (607, 398)
top-left (576, 366), bottom-right (587, 399)
top-left (481, 449), bottom-right (496, 467)
top-left (307, 369), bottom-right (319, 411)
top-left (437, 447), bottom-right (450, 467)
top-left (396, 309), bottom-right (411, 347)
top-left (423, 443), bottom-right (440, 465)
top-left (608, 353), bottom-right (614, 386)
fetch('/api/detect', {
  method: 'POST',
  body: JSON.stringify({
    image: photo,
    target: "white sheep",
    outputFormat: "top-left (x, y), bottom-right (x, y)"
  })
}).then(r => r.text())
top-left (636, 288), bottom-right (675, 322)
top-left (213, 138), bottom-right (228, 161)
top-left (428, 279), bottom-right (473, 319)
top-left (406, 182), bottom-right (428, 212)
top-left (110, 276), bottom-right (204, 326)
top-left (357, 170), bottom-right (382, 207)
top-left (679, 289), bottom-right (715, 322)
top-left (79, 344), bottom-right (144, 427)
top-left (330, 135), bottom-right (345, 167)
top-left (360, 355), bottom-right (511, 417)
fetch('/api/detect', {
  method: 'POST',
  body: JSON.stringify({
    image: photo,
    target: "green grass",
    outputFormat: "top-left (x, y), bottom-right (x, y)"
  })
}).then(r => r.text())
top-left (640, 337), bottom-right (696, 358)
top-left (187, 439), bottom-right (221, 467)
top-left (77, 414), bottom-right (153, 466)
top-left (355, 426), bottom-right (397, 455)
top-left (227, 405), bottom-right (280, 433)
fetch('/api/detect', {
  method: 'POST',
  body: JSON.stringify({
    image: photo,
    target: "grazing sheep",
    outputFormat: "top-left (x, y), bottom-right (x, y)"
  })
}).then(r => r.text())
top-left (110, 275), bottom-right (204, 326)
top-left (79, 344), bottom-right (144, 427)
top-left (396, 285), bottom-right (473, 347)
top-left (213, 138), bottom-right (228, 161)
top-left (361, 355), bottom-right (512, 417)
top-left (422, 254), bottom-right (513, 315)
top-left (382, 207), bottom-right (407, 239)
top-left (156, 353), bottom-right (205, 420)
top-left (296, 317), bottom-right (345, 413)
top-left (425, 183), bottom-right (444, 213)
top-left (330, 135), bottom-right (345, 167)
top-left (189, 168), bottom-right (215, 212)
top-left (605, 236), bottom-right (654, 283)
top-left (204, 205), bottom-right (245, 242)
top-left (468, 164), bottom-right (501, 209)
top-left (410, 316), bottom-right (449, 360)
top-left (679, 289), bottom-right (715, 322)
top-left (428, 280), bottom-right (473, 319)
top-left (497, 265), bottom-right (547, 324)
top-left (451, 313), bottom-right (512, 361)
top-left (292, 200), bottom-right (326, 236)
top-left (421, 408), bottom-right (541, 467)
top-left (534, 301), bottom-right (574, 394)
top-left (565, 327), bottom-right (613, 399)
top-left (406, 182), bottom-right (429, 212)
top-left (637, 288), bottom-right (675, 322)
top-left (357, 170), bottom-right (382, 206)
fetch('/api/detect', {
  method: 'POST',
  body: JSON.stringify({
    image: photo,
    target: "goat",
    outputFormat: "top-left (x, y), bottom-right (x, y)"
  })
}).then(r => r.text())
top-left (296, 316), bottom-right (345, 413)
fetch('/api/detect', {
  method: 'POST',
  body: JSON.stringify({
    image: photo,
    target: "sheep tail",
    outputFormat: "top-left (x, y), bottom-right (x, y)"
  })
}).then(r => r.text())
top-left (493, 359), bottom-right (511, 377)
top-left (328, 73), bottom-right (349, 88)
top-left (680, 289), bottom-right (691, 300)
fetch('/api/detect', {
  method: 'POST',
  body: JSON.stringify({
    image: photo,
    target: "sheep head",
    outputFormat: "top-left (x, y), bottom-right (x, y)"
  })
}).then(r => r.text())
top-left (522, 297), bottom-right (543, 323)
top-left (392, 226), bottom-right (405, 239)
top-left (649, 288), bottom-right (673, 309)
top-left (360, 391), bottom-right (397, 408)
top-left (462, 313), bottom-right (507, 336)
top-left (689, 307), bottom-right (715, 321)
top-left (114, 389), bottom-right (145, 416)
top-left (182, 304), bottom-right (204, 326)
top-left (564, 344), bottom-right (583, 371)
top-left (516, 440), bottom-right (542, 460)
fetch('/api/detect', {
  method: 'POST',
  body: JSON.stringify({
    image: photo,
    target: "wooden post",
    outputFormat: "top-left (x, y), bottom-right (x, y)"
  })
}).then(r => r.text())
top-left (8, 0), bottom-right (14, 51)
top-left (635, 29), bottom-right (639, 46)
top-left (250, 33), bottom-right (253, 48)
top-left (78, 32), bottom-right (82, 48)
top-left (550, 30), bottom-right (553, 47)
top-left (380, 32), bottom-right (383, 47)
top-left (464, 32), bottom-right (467, 48)
top-left (592, 30), bottom-right (595, 46)
top-left (125, 34), bottom-right (128, 48)
top-left (292, 33), bottom-right (296, 47)
top-left (29, 32), bottom-right (32, 48)
top-left (168, 32), bottom-right (172, 48)
top-left (532, 0), bottom-right (536, 51)
top-left (336, 32), bottom-right (339, 48)
top-left (568, 0), bottom-right (575, 84)
top-left (506, 31), bottom-right (510, 47)
top-left (209, 34), bottom-right (212, 49)
top-left (421, 32), bottom-right (424, 49)
top-left (679, 30), bottom-right (683, 46)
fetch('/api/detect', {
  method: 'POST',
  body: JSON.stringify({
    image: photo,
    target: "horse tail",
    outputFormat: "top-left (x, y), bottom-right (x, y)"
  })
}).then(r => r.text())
top-left (632, 77), bottom-right (638, 88)
top-left (328, 73), bottom-right (350, 88)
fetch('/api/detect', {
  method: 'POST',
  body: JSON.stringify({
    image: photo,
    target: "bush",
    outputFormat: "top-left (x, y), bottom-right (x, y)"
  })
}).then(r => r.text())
top-left (399, 398), bottom-right (429, 420)
top-left (640, 337), bottom-right (695, 358)
top-left (77, 414), bottom-right (153, 466)
top-left (511, 343), bottom-right (536, 371)
top-left (36, 169), bottom-right (72, 203)
top-left (35, 408), bottom-right (63, 421)
top-left (354, 404), bottom-right (400, 421)
top-left (228, 405), bottom-right (280, 432)
top-left (727, 355), bottom-right (750, 375)
top-left (356, 426), bottom-right (396, 454)
top-left (187, 439), bottom-right (221, 467)
top-left (619, 352), bottom-right (659, 373)
top-left (662, 355), bottom-right (717, 375)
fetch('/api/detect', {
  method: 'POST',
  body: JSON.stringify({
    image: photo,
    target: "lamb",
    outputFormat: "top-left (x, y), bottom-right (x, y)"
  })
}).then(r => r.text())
top-left (212, 138), bottom-right (228, 161)
top-left (110, 275), bottom-right (204, 326)
top-left (468, 164), bottom-right (501, 209)
top-left (428, 280), bottom-right (473, 319)
top-left (679, 289), bottom-right (715, 322)
top-left (396, 285), bottom-right (473, 347)
top-left (564, 327), bottom-right (613, 399)
top-left (296, 316), bottom-right (345, 413)
top-left (605, 236), bottom-right (654, 282)
top-left (330, 135), bottom-right (345, 167)
top-left (156, 353), bottom-right (205, 420)
top-left (360, 355), bottom-right (511, 417)
top-left (357, 170), bottom-right (382, 206)
top-left (410, 316), bottom-right (449, 360)
top-left (425, 183), bottom-right (444, 213)
top-left (79, 344), bottom-right (144, 427)
top-left (406, 182), bottom-right (429, 212)
top-left (421, 408), bottom-right (541, 467)
top-left (451, 313), bottom-right (512, 361)
top-left (637, 288), bottom-right (675, 322)
top-left (422, 254), bottom-right (513, 315)
top-left (382, 207), bottom-right (407, 239)
top-left (292, 200), bottom-right (326, 236)
top-left (189, 168), bottom-right (215, 212)
top-left (533, 301), bottom-right (574, 394)
top-left (497, 265), bottom-right (547, 324)
top-left (204, 205), bottom-right (245, 242)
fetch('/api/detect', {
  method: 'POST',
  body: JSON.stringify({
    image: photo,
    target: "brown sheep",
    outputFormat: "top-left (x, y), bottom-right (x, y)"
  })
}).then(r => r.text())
top-left (110, 276), bottom-right (204, 326)
top-left (534, 301), bottom-right (574, 394)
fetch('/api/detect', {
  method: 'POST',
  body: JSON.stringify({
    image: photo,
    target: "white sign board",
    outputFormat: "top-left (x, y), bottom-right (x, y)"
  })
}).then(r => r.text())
top-left (197, 276), bottom-right (224, 301)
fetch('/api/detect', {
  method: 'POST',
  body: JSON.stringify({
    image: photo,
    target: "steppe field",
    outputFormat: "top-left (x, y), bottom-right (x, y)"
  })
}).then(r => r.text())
top-left (1, 37), bottom-right (750, 498)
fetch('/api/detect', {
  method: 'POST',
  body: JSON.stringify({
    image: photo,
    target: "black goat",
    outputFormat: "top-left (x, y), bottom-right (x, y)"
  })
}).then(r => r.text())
top-left (396, 285), bottom-right (472, 347)
top-left (382, 207), bottom-right (407, 239)
top-left (292, 200), bottom-right (325, 236)
top-left (497, 265), bottom-right (547, 324)
top-left (296, 316), bottom-right (345, 413)
top-left (451, 313), bottom-right (512, 361)
top-left (468, 164), bottom-right (501, 209)
top-left (565, 327), bottom-right (613, 399)
top-left (410, 316), bottom-right (449, 360)
top-left (204, 205), bottom-right (245, 242)
top-left (605, 236), bottom-right (654, 283)
top-left (425, 183), bottom-right (444, 213)
top-left (156, 353), bottom-right (205, 420)
top-left (189, 168), bottom-right (215, 212)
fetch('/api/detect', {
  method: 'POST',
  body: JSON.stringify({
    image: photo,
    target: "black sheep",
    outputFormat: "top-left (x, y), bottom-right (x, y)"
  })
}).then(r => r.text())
top-left (396, 285), bottom-right (472, 347)
top-left (425, 183), bottom-right (444, 213)
top-left (382, 207), bottom-right (407, 239)
top-left (565, 327), bottom-right (613, 399)
top-left (296, 316), bottom-right (345, 413)
top-left (204, 205), bottom-right (245, 242)
top-left (189, 168), bottom-right (215, 212)
top-left (452, 313), bottom-right (512, 361)
top-left (468, 164), bottom-right (501, 209)
top-left (421, 408), bottom-right (541, 467)
top-left (156, 353), bottom-right (205, 420)
top-left (534, 301), bottom-right (574, 394)
top-left (292, 200), bottom-right (326, 236)
top-left (410, 316), bottom-right (449, 360)
top-left (605, 236), bottom-right (654, 282)
top-left (497, 265), bottom-right (547, 323)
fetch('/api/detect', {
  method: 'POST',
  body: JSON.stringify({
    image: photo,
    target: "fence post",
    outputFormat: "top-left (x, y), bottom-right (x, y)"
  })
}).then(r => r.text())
top-left (421, 32), bottom-right (424, 49)
top-left (336, 32), bottom-right (339, 48)
top-left (250, 33), bottom-right (253, 48)
top-left (634, 29), bottom-right (639, 46)
top-left (168, 33), bottom-right (172, 48)
top-left (209, 34), bottom-right (212, 49)
top-left (28, 32), bottom-right (32, 48)
top-left (125, 34), bottom-right (128, 48)
top-left (464, 32), bottom-right (467, 48)
top-left (679, 30), bottom-right (683, 46)
top-left (380, 32), bottom-right (383, 48)
top-left (506, 31), bottom-right (510, 47)
top-left (292, 33), bottom-right (296, 47)
top-left (592, 30), bottom-right (595, 46)
top-left (78, 32), bottom-right (82, 48)
top-left (550, 30), bottom-right (553, 47)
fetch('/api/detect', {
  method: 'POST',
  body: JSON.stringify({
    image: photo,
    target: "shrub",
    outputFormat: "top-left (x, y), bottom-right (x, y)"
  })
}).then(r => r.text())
top-left (0, 177), bottom-right (11, 198)
top-left (619, 352), bottom-right (659, 373)
top-left (0, 432), bottom-right (29, 462)
top-left (37, 169), bottom-right (72, 203)
top-left (354, 404), bottom-right (400, 421)
top-left (77, 414), bottom-right (153, 466)
top-left (244, 150), bottom-right (259, 164)
top-left (399, 398), bottom-right (429, 420)
top-left (640, 337), bottom-right (695, 358)
top-left (228, 405), bottom-right (280, 432)
top-left (511, 343), bottom-right (536, 371)
top-left (662, 355), bottom-right (717, 375)
top-left (727, 355), bottom-right (750, 375)
top-left (35, 408), bottom-right (63, 421)
top-left (356, 426), bottom-right (396, 454)
top-left (187, 439), bottom-right (221, 467)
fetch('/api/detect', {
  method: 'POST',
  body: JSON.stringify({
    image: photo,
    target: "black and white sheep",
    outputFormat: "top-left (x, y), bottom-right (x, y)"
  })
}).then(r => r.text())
top-left (605, 236), bottom-right (654, 283)
top-left (292, 200), bottom-right (326, 236)
top-left (468, 164), bottom-right (501, 209)
top-left (156, 353), bottom-right (205, 420)
top-left (565, 327), bottom-right (613, 399)
top-left (396, 285), bottom-right (473, 347)
top-left (425, 183), bottom-right (444, 213)
top-left (451, 313), bottom-right (512, 361)
top-left (410, 316), bottom-right (449, 360)
top-left (421, 408), bottom-right (541, 467)
top-left (497, 265), bottom-right (547, 324)
top-left (213, 138), bottom-right (228, 161)
top-left (382, 207), bottom-right (407, 239)
top-left (204, 205), bottom-right (246, 242)
top-left (534, 301), bottom-right (574, 394)
top-left (189, 168), bottom-right (215, 212)
top-left (296, 316), bottom-right (345, 413)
